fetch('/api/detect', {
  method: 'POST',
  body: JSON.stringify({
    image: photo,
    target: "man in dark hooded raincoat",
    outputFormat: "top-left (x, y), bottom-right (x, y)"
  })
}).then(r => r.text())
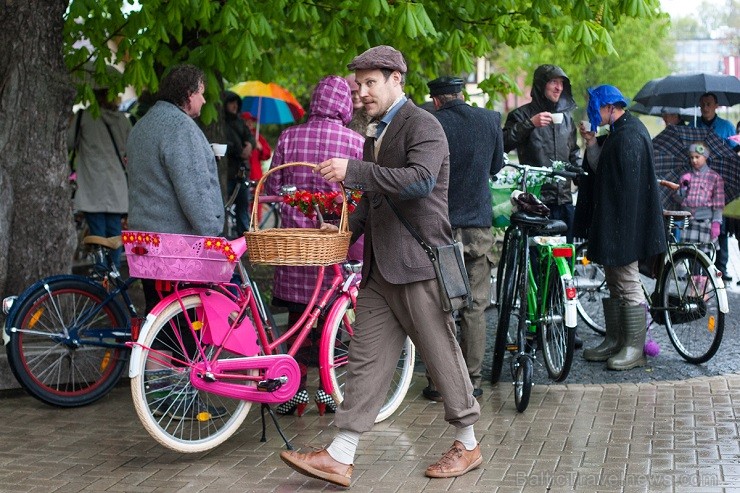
top-left (575, 85), bottom-right (666, 371)
top-left (502, 64), bottom-right (580, 239)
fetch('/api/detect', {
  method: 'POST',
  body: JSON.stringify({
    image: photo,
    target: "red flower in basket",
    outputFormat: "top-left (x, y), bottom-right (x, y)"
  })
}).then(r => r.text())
top-left (283, 189), bottom-right (362, 219)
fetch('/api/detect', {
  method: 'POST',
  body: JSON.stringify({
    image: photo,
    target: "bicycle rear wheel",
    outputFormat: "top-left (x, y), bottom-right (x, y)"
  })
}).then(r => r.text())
top-left (5, 277), bottom-right (128, 407)
top-left (538, 262), bottom-right (575, 382)
top-left (130, 295), bottom-right (252, 453)
top-left (492, 229), bottom-right (521, 384)
top-left (573, 242), bottom-right (608, 335)
top-left (324, 297), bottom-right (415, 423)
top-left (661, 250), bottom-right (724, 364)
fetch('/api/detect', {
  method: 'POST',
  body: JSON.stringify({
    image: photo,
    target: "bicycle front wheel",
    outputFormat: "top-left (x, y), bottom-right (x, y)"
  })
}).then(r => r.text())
top-left (661, 250), bottom-right (724, 364)
top-left (5, 277), bottom-right (128, 407)
top-left (130, 295), bottom-right (252, 453)
top-left (492, 229), bottom-right (521, 384)
top-left (573, 242), bottom-right (608, 335)
top-left (538, 262), bottom-right (575, 382)
top-left (513, 355), bottom-right (532, 413)
top-left (324, 297), bottom-right (415, 423)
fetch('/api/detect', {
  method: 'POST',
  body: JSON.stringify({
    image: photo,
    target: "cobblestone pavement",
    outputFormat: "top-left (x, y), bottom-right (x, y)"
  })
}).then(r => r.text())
top-left (1, 371), bottom-right (739, 492)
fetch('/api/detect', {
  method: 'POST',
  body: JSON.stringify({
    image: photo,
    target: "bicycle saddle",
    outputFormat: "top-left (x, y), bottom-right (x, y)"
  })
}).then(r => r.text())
top-left (83, 235), bottom-right (123, 249)
top-left (510, 211), bottom-right (567, 234)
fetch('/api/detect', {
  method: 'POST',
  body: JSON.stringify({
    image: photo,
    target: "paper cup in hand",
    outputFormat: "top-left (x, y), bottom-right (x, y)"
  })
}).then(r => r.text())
top-left (581, 120), bottom-right (593, 132)
top-left (211, 143), bottom-right (227, 157)
top-left (551, 112), bottom-right (564, 124)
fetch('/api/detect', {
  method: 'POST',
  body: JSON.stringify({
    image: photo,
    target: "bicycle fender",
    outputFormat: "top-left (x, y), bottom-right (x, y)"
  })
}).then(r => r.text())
top-left (554, 257), bottom-right (578, 328)
top-left (129, 312), bottom-right (158, 378)
top-left (3, 274), bottom-right (106, 343)
top-left (700, 259), bottom-right (729, 314)
top-left (318, 294), bottom-right (353, 392)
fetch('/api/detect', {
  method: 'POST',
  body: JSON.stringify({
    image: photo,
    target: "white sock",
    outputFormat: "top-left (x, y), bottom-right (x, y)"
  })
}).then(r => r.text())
top-left (326, 430), bottom-right (361, 465)
top-left (455, 425), bottom-right (478, 450)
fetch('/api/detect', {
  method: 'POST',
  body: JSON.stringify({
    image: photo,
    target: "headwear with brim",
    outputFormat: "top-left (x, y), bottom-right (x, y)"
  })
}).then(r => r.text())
top-left (347, 45), bottom-right (407, 73)
top-left (586, 85), bottom-right (628, 132)
top-left (427, 76), bottom-right (464, 96)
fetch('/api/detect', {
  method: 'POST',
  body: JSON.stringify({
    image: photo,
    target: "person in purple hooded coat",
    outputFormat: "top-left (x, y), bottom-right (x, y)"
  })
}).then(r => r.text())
top-left (265, 75), bottom-right (364, 416)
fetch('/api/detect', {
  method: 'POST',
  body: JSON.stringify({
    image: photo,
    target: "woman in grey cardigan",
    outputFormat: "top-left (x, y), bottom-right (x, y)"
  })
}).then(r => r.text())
top-left (127, 65), bottom-right (223, 315)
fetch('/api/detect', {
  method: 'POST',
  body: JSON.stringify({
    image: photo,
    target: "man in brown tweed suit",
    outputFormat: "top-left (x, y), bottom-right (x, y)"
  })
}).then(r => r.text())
top-left (280, 45), bottom-right (482, 488)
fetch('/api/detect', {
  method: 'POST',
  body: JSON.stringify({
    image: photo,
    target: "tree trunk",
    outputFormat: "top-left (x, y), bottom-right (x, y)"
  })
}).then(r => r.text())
top-left (0, 0), bottom-right (76, 301)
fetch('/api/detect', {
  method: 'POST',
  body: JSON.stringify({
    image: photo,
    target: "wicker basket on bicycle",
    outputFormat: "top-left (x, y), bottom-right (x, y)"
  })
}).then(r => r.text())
top-left (244, 162), bottom-right (351, 266)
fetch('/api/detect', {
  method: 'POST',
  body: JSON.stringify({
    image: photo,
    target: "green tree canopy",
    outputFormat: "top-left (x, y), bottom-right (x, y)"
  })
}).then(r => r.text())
top-left (65, 0), bottom-right (665, 121)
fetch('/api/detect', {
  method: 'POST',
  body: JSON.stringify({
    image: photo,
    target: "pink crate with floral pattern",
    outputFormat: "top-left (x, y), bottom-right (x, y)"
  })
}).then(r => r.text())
top-left (122, 231), bottom-right (247, 283)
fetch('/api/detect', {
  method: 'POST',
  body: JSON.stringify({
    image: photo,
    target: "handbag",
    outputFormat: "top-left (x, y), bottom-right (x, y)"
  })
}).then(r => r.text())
top-left (385, 197), bottom-right (471, 312)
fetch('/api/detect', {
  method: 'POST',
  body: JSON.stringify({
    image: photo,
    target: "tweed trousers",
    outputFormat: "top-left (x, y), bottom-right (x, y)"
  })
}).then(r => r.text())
top-left (334, 262), bottom-right (481, 433)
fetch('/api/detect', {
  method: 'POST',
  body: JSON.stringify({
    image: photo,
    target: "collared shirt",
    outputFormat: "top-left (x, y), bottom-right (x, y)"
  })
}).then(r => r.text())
top-left (675, 164), bottom-right (725, 222)
top-left (375, 94), bottom-right (407, 138)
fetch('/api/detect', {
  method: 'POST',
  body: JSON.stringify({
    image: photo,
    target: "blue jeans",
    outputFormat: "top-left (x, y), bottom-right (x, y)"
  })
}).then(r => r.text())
top-left (84, 212), bottom-right (123, 267)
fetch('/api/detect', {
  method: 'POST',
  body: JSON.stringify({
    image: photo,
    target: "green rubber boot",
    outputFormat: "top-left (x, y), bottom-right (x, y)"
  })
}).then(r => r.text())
top-left (607, 304), bottom-right (647, 371)
top-left (583, 298), bottom-right (622, 362)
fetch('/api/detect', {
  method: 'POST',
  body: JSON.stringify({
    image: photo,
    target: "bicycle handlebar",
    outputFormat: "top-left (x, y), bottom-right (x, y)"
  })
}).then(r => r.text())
top-left (506, 162), bottom-right (587, 181)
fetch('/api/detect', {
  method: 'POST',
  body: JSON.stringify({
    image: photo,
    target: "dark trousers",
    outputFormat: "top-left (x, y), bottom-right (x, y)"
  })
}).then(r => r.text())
top-left (227, 178), bottom-right (251, 237)
top-left (716, 218), bottom-right (729, 275)
top-left (548, 203), bottom-right (576, 244)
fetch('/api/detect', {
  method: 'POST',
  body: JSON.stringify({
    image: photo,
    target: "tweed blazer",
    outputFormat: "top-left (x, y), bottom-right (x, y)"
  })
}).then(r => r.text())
top-left (344, 99), bottom-right (453, 286)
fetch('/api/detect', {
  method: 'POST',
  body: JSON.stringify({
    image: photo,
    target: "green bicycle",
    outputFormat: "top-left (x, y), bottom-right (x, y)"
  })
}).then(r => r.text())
top-left (491, 163), bottom-right (583, 412)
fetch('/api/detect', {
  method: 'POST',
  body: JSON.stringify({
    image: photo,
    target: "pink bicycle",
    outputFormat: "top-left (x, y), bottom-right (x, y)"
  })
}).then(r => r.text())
top-left (125, 229), bottom-right (415, 453)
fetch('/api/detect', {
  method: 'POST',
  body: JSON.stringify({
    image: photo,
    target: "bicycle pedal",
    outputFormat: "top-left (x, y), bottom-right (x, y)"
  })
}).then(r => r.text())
top-left (506, 344), bottom-right (518, 351)
top-left (257, 376), bottom-right (288, 392)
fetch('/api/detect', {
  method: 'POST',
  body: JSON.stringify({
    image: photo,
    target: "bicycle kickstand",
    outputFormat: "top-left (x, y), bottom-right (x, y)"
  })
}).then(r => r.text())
top-left (260, 403), bottom-right (294, 450)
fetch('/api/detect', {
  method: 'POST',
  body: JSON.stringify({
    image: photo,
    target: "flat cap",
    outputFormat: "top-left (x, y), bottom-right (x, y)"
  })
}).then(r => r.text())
top-left (347, 45), bottom-right (407, 73)
top-left (427, 76), bottom-right (464, 96)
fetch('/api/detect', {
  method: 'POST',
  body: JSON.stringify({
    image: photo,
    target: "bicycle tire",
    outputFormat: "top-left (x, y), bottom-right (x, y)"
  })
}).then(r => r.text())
top-left (324, 297), bottom-right (415, 423)
top-left (491, 229), bottom-right (521, 384)
top-left (5, 277), bottom-right (128, 407)
top-left (661, 250), bottom-right (724, 364)
top-left (513, 355), bottom-right (532, 412)
top-left (130, 295), bottom-right (252, 453)
top-left (573, 242), bottom-right (608, 335)
top-left (492, 230), bottom-right (510, 307)
top-left (538, 261), bottom-right (575, 382)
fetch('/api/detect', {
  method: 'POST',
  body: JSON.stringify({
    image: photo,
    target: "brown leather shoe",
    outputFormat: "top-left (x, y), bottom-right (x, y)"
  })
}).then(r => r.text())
top-left (425, 441), bottom-right (482, 478)
top-left (280, 448), bottom-right (353, 487)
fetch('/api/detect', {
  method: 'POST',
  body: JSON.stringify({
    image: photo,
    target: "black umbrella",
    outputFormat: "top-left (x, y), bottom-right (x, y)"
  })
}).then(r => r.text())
top-left (652, 125), bottom-right (740, 207)
top-left (634, 73), bottom-right (740, 108)
top-left (629, 102), bottom-right (698, 117)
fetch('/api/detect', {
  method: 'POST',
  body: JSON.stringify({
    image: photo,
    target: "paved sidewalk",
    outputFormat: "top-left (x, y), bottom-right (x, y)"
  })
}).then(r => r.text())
top-left (1, 371), bottom-right (739, 492)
